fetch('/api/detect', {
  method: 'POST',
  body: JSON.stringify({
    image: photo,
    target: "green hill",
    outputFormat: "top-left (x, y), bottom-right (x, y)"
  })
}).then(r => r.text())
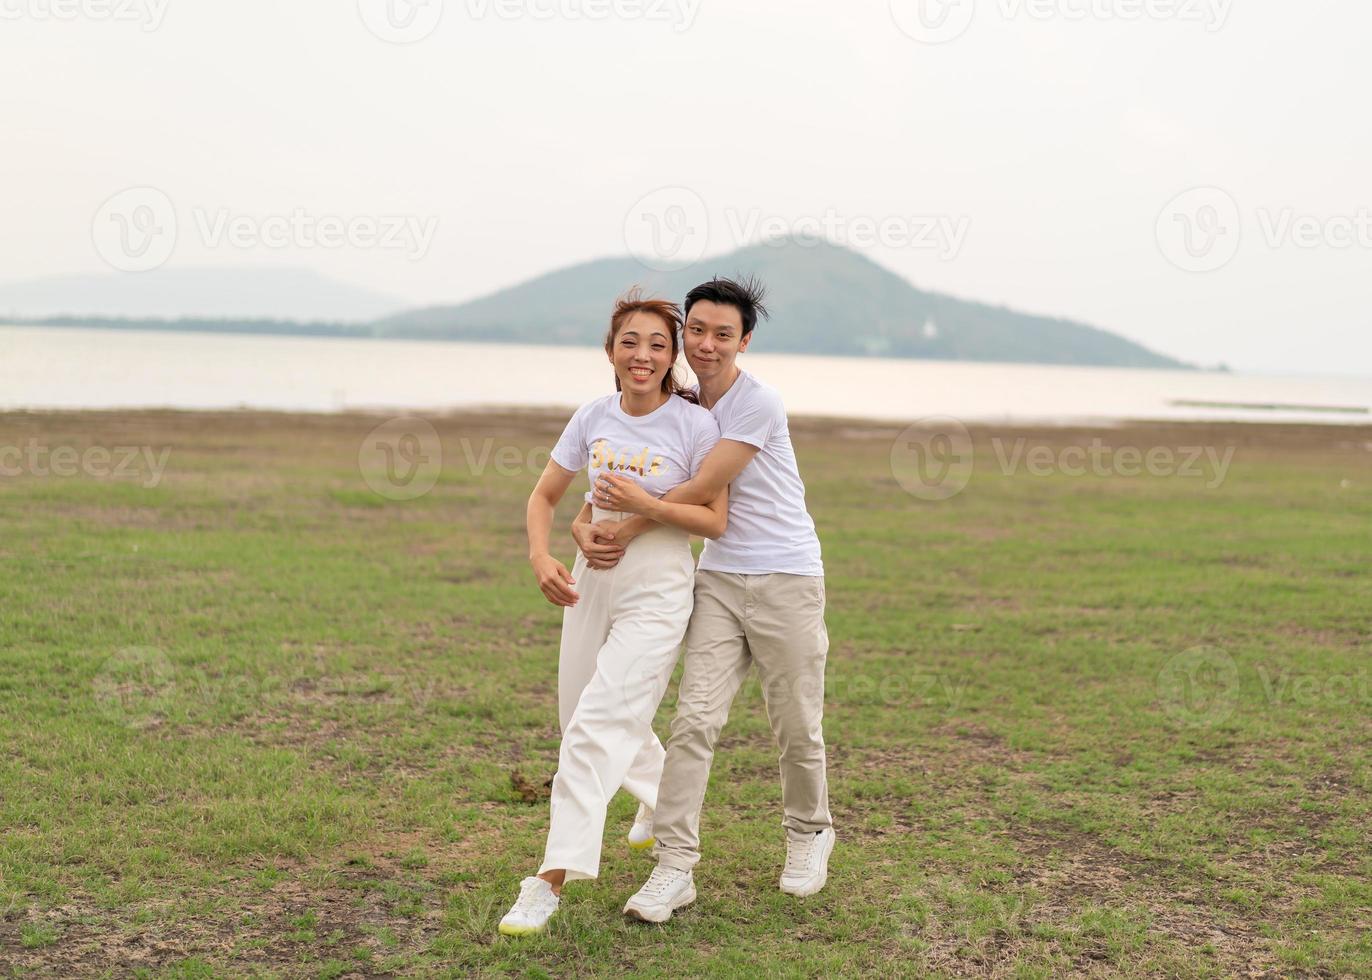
top-left (375, 239), bottom-right (1190, 369)
top-left (14, 240), bottom-right (1192, 369)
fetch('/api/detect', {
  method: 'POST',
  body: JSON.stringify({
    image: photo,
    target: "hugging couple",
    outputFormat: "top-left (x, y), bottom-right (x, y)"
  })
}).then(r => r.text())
top-left (508, 277), bottom-right (832, 934)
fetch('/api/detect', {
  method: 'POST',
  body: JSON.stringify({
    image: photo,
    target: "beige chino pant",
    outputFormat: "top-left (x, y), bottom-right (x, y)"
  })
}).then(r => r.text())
top-left (653, 569), bottom-right (832, 872)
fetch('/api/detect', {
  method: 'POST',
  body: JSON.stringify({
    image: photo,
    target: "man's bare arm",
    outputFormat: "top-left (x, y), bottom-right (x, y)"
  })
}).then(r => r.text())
top-left (593, 438), bottom-right (760, 538)
top-left (662, 439), bottom-right (759, 505)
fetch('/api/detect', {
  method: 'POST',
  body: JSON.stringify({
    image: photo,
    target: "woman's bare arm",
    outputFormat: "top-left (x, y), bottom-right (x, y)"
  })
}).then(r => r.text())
top-left (526, 460), bottom-right (579, 606)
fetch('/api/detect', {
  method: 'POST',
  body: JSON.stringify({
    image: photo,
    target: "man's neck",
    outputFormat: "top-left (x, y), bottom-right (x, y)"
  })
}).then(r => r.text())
top-left (698, 365), bottom-right (742, 411)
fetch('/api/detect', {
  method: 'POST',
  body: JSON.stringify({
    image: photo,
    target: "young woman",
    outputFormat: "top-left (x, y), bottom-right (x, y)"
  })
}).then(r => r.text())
top-left (500, 291), bottom-right (729, 936)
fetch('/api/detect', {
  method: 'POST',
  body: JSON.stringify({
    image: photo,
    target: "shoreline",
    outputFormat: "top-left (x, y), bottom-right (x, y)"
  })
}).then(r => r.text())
top-left (6, 325), bottom-right (1368, 428)
top-left (12, 319), bottom-right (1372, 381)
top-left (4, 405), bottom-right (1371, 452)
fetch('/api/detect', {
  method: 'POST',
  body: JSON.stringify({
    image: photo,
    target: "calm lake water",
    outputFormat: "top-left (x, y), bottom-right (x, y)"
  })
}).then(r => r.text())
top-left (3, 324), bottom-right (1369, 426)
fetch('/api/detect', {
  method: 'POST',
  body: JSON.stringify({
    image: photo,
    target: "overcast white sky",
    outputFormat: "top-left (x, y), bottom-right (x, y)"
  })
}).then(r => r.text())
top-left (2, 0), bottom-right (1368, 375)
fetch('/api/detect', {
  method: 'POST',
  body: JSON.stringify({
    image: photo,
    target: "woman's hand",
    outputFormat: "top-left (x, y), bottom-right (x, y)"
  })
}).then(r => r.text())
top-left (593, 473), bottom-right (657, 515)
top-left (571, 520), bottom-right (625, 570)
top-left (530, 553), bottom-right (578, 607)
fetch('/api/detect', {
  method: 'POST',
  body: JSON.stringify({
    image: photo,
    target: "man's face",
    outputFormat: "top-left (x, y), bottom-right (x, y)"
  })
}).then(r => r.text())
top-left (683, 299), bottom-right (751, 383)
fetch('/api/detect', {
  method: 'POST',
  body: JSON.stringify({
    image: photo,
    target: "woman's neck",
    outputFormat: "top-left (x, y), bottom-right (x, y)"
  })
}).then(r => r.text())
top-left (620, 388), bottom-right (670, 417)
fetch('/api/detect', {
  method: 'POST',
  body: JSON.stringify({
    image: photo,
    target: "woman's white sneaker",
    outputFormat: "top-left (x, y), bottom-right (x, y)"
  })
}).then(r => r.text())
top-left (623, 865), bottom-right (695, 923)
top-left (779, 827), bottom-right (835, 897)
top-left (498, 876), bottom-right (559, 936)
top-left (627, 802), bottom-right (655, 851)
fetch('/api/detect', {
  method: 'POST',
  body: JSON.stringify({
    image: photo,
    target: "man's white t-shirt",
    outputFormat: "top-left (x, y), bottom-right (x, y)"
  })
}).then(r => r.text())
top-left (695, 370), bottom-right (823, 577)
top-left (550, 392), bottom-right (720, 504)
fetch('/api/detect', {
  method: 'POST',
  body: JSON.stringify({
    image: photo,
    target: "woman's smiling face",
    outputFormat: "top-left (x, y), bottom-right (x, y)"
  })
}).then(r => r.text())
top-left (609, 310), bottom-right (675, 395)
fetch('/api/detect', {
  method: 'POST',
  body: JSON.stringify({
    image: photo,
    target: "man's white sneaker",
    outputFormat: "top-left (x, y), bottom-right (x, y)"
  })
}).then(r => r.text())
top-left (498, 876), bottom-right (559, 936)
top-left (779, 827), bottom-right (835, 897)
top-left (623, 865), bottom-right (695, 923)
top-left (627, 802), bottom-right (655, 851)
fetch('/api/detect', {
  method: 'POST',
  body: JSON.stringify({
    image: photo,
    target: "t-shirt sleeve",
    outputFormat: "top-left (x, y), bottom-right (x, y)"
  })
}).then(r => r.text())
top-left (549, 402), bottom-right (591, 473)
top-left (720, 385), bottom-right (783, 450)
top-left (689, 411), bottom-right (722, 476)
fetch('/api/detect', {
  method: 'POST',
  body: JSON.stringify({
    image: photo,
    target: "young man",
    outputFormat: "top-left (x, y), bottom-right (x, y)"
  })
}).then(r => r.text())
top-left (577, 277), bottom-right (834, 923)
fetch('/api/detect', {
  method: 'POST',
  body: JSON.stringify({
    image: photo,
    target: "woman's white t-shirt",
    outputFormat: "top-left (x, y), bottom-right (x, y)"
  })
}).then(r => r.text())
top-left (550, 392), bottom-right (721, 504)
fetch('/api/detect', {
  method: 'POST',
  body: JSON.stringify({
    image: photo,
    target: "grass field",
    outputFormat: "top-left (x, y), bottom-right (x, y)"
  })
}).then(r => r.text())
top-left (1, 408), bottom-right (1369, 978)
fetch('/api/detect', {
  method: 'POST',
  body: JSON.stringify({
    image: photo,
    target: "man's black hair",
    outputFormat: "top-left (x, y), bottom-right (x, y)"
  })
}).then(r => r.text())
top-left (683, 276), bottom-right (770, 337)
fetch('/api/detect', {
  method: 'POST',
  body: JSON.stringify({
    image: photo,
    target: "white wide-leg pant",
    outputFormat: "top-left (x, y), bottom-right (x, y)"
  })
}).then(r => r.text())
top-left (539, 507), bottom-right (695, 882)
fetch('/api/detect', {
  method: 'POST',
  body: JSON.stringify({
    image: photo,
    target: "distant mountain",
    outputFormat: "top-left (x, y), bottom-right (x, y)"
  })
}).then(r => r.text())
top-left (0, 266), bottom-right (405, 322)
top-left (10, 242), bottom-right (1193, 369)
top-left (375, 240), bottom-right (1190, 369)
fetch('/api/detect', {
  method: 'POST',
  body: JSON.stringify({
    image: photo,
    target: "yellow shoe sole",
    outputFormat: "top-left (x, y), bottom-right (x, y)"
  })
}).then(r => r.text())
top-left (498, 922), bottom-right (547, 937)
top-left (628, 835), bottom-right (656, 852)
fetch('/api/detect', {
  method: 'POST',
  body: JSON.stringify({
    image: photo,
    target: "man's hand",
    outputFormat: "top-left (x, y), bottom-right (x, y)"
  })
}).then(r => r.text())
top-left (593, 473), bottom-right (657, 515)
top-left (576, 517), bottom-right (644, 569)
top-left (595, 517), bottom-right (643, 548)
top-left (572, 519), bottom-right (625, 570)
top-left (530, 553), bottom-right (578, 607)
